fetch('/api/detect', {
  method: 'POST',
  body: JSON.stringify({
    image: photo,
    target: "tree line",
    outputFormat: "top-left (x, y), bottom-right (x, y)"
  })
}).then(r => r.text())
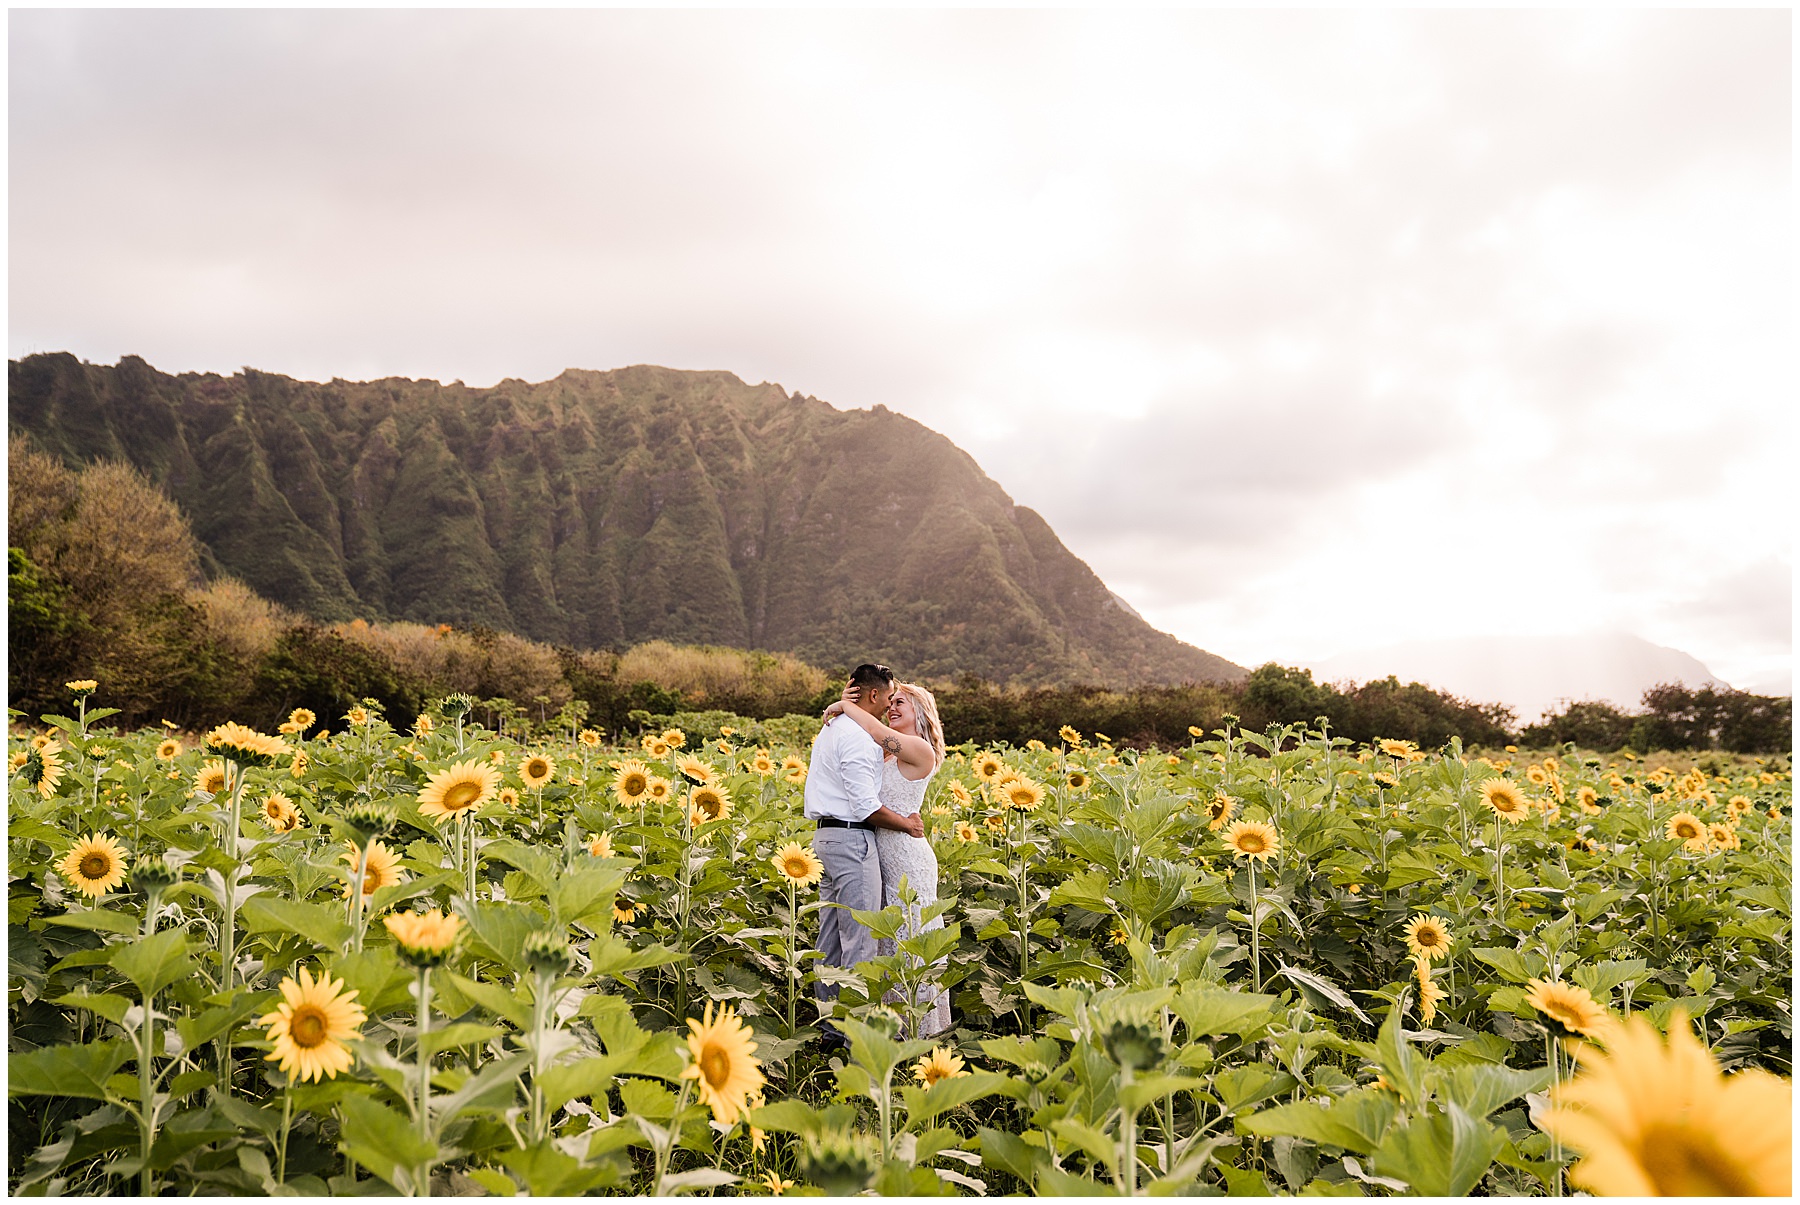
top-left (9, 438), bottom-right (1789, 753)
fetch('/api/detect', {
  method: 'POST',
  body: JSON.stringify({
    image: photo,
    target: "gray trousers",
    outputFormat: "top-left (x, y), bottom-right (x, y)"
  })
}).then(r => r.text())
top-left (812, 827), bottom-right (882, 1005)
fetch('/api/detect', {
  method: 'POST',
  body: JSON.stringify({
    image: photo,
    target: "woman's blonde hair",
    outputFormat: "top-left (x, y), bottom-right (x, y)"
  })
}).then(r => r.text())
top-left (898, 682), bottom-right (945, 765)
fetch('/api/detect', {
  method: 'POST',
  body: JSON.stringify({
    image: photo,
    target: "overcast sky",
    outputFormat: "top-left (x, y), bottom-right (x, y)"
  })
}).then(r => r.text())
top-left (9, 8), bottom-right (1792, 695)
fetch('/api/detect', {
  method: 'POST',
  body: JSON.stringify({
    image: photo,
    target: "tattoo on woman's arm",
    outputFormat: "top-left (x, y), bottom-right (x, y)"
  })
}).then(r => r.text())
top-left (881, 735), bottom-right (901, 754)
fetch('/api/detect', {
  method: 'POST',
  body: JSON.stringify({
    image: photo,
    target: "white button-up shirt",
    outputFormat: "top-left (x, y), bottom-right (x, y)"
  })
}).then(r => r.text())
top-left (802, 715), bottom-right (884, 822)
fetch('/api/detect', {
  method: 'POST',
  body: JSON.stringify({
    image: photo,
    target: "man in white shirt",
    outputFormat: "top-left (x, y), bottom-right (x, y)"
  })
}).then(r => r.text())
top-left (804, 662), bottom-right (923, 1048)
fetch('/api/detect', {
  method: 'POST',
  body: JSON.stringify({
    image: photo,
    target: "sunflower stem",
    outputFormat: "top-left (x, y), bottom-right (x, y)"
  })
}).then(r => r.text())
top-left (1494, 814), bottom-right (1505, 919)
top-left (349, 838), bottom-right (372, 954)
top-left (418, 966), bottom-right (435, 1197)
top-left (465, 817), bottom-right (478, 905)
top-left (529, 968), bottom-right (556, 1147)
top-left (1116, 1063), bottom-right (1138, 1196)
top-left (1248, 860), bottom-right (1261, 993)
top-left (786, 879), bottom-right (799, 1038)
top-left (276, 1074), bottom-right (294, 1184)
top-left (1545, 1028), bottom-right (1562, 1196)
top-left (649, 1077), bottom-right (694, 1196)
top-left (138, 981), bottom-right (159, 1197)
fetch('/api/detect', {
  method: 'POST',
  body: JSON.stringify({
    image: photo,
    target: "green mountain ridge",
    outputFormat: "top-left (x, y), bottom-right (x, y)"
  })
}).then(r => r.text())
top-left (8, 352), bottom-right (1246, 688)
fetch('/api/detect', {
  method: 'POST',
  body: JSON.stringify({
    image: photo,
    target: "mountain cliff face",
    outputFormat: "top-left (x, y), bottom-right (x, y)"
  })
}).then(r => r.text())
top-left (9, 353), bottom-right (1244, 688)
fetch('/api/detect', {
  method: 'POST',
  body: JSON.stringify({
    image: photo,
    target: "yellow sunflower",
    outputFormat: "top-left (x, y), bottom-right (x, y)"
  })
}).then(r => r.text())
top-left (519, 753), bottom-right (555, 789)
top-left (259, 966), bottom-right (366, 1082)
top-left (911, 1047), bottom-right (969, 1088)
top-left (1403, 914), bottom-right (1453, 962)
top-left (613, 899), bottom-right (639, 924)
top-left (208, 721), bottom-right (291, 763)
top-left (194, 759), bottom-right (230, 797)
top-left (417, 759), bottom-right (501, 824)
top-left (954, 821), bottom-right (978, 842)
top-left (1206, 793), bottom-right (1236, 831)
top-left (1065, 769), bottom-right (1090, 793)
top-left (1415, 959), bottom-right (1446, 1025)
top-left (1001, 778), bottom-right (1045, 811)
top-left (771, 842), bottom-right (824, 888)
top-left (587, 832), bottom-right (615, 858)
top-left (1481, 779), bottom-right (1530, 824)
top-left (383, 908), bottom-right (461, 967)
top-left (1666, 812), bottom-right (1709, 852)
top-left (1379, 739), bottom-right (1414, 759)
top-left (21, 742), bottom-right (66, 798)
top-left (760, 1171), bottom-right (795, 1196)
top-left (749, 749), bottom-right (776, 776)
top-left (676, 756), bottom-right (714, 784)
top-left (497, 787), bottom-right (520, 810)
top-left (690, 784), bottom-right (731, 824)
top-left (948, 781), bottom-right (974, 807)
top-left (286, 707), bottom-right (317, 733)
top-left (66, 678), bottom-right (98, 694)
top-left (155, 737), bottom-right (182, 760)
top-left (1223, 820), bottom-right (1279, 862)
top-left (290, 750), bottom-right (309, 779)
top-left (578, 728), bottom-right (603, 747)
top-left (984, 814), bottom-right (1006, 832)
top-left (1575, 786), bottom-right (1601, 814)
top-left (681, 1002), bottom-right (765, 1126)
top-left (782, 759), bottom-right (806, 785)
top-left (56, 834), bottom-right (129, 897)
top-left (1524, 978), bottom-right (1612, 1040)
top-left (1708, 823), bottom-right (1739, 851)
top-left (646, 775), bottom-right (673, 803)
top-left (1059, 725), bottom-right (1084, 746)
top-left (260, 792), bottom-right (302, 833)
top-left (661, 728), bottom-right (687, 749)
top-left (411, 713), bottom-right (434, 737)
top-left (1544, 1010), bottom-right (1790, 1196)
top-left (613, 760), bottom-right (653, 805)
top-left (345, 706), bottom-right (371, 727)
top-left (972, 753), bottom-right (1006, 782)
top-left (340, 840), bottom-right (405, 899)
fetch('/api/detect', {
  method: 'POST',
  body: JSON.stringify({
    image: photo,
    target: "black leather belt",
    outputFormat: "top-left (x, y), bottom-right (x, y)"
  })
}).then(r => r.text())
top-left (816, 818), bottom-right (875, 831)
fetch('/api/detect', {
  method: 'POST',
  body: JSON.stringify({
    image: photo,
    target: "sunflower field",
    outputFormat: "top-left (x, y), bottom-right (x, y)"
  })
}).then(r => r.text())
top-left (8, 685), bottom-right (1792, 1196)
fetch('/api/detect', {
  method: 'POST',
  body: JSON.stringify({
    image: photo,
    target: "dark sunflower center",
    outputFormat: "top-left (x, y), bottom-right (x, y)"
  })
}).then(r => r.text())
top-left (784, 856), bottom-right (809, 878)
top-left (700, 1046), bottom-right (731, 1090)
top-left (290, 1008), bottom-right (328, 1048)
top-left (624, 775), bottom-right (646, 795)
top-left (1638, 1124), bottom-right (1757, 1196)
top-left (1239, 835), bottom-right (1265, 853)
top-left (443, 782), bottom-right (482, 810)
top-left (79, 853), bottom-right (111, 879)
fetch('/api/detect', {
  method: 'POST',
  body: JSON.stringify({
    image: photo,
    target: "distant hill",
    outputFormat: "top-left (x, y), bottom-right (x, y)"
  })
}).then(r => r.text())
top-left (1307, 632), bottom-right (1730, 724)
top-left (8, 353), bottom-right (1245, 689)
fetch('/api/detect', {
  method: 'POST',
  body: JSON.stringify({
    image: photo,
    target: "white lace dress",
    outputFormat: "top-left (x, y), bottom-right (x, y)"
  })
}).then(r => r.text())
top-left (874, 757), bottom-right (951, 1037)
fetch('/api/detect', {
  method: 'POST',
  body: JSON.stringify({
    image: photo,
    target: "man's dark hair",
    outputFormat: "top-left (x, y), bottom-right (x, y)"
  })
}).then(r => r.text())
top-left (848, 663), bottom-right (895, 691)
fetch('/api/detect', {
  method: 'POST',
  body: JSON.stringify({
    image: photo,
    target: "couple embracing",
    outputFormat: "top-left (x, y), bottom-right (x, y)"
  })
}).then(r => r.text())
top-left (802, 662), bottom-right (952, 1043)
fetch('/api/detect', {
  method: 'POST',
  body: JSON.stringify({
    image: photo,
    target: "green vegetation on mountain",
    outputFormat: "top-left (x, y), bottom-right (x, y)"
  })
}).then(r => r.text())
top-left (9, 353), bottom-right (1244, 688)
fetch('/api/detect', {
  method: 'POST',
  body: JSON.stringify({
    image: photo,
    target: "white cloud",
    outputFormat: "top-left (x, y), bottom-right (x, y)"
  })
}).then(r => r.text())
top-left (8, 8), bottom-right (1790, 693)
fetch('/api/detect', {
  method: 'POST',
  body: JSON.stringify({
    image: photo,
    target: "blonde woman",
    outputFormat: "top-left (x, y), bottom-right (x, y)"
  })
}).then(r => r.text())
top-left (822, 679), bottom-right (951, 1036)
